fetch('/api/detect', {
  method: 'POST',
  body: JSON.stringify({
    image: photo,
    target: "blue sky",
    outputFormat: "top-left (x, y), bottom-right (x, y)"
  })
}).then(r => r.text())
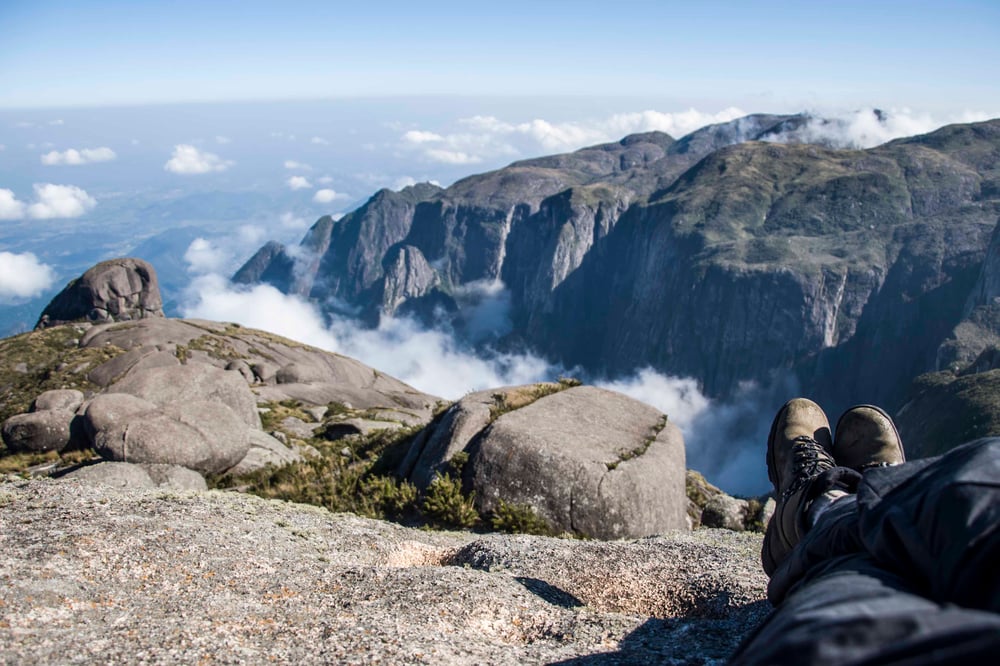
top-left (2, 0), bottom-right (999, 112)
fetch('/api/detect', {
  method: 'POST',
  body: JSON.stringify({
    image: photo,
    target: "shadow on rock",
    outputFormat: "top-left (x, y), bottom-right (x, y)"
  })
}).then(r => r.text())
top-left (550, 600), bottom-right (772, 665)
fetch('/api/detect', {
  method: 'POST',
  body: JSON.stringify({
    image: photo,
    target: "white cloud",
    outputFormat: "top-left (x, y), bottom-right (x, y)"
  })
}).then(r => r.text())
top-left (0, 251), bottom-right (55, 301)
top-left (48, 119), bottom-right (64, 126)
top-left (597, 369), bottom-right (710, 433)
top-left (310, 136), bottom-right (329, 145)
top-left (238, 224), bottom-right (266, 246)
top-left (399, 107), bottom-right (752, 165)
top-left (26, 183), bottom-right (96, 219)
top-left (424, 149), bottom-right (482, 165)
top-left (179, 274), bottom-right (550, 397)
top-left (215, 135), bottom-right (231, 144)
top-left (316, 175), bottom-right (334, 184)
top-left (393, 176), bottom-right (417, 190)
top-left (183, 238), bottom-right (230, 275)
top-left (40, 146), bottom-right (117, 166)
top-left (280, 212), bottom-right (309, 230)
top-left (182, 275), bottom-right (341, 351)
top-left (284, 160), bottom-right (312, 170)
top-left (0, 189), bottom-right (27, 219)
top-left (313, 188), bottom-right (344, 203)
top-left (287, 175), bottom-right (312, 190)
top-left (760, 107), bottom-right (997, 149)
top-left (164, 144), bottom-right (233, 174)
top-left (403, 130), bottom-right (444, 144)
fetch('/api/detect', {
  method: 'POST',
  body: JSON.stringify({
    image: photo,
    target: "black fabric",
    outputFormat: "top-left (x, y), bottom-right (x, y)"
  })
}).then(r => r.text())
top-left (731, 438), bottom-right (1000, 665)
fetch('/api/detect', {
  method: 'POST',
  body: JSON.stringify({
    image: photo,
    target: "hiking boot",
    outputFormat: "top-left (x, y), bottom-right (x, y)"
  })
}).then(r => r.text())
top-left (834, 405), bottom-right (905, 472)
top-left (762, 398), bottom-right (836, 575)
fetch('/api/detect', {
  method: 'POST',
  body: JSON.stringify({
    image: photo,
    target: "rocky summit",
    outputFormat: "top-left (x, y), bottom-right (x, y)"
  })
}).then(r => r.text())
top-left (0, 259), bottom-right (773, 664)
top-left (237, 115), bottom-right (1000, 422)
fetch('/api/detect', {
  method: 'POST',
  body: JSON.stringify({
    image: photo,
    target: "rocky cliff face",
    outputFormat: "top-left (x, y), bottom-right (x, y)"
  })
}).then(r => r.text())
top-left (237, 116), bottom-right (1000, 416)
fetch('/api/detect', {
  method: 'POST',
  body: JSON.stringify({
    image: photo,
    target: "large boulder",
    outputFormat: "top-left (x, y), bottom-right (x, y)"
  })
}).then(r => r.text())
top-left (31, 389), bottom-right (85, 413)
top-left (401, 384), bottom-right (689, 539)
top-left (2, 410), bottom-right (76, 453)
top-left (226, 430), bottom-right (303, 477)
top-left (85, 394), bottom-right (250, 474)
top-left (36, 258), bottom-right (164, 329)
top-left (61, 462), bottom-right (207, 491)
top-left (2, 389), bottom-right (87, 453)
top-left (109, 364), bottom-right (260, 430)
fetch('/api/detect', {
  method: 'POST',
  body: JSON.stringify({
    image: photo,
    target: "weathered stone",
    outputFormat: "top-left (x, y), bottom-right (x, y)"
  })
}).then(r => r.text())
top-left (82, 393), bottom-right (159, 438)
top-left (109, 363), bottom-right (260, 430)
top-left (404, 385), bottom-right (688, 539)
top-left (92, 400), bottom-right (249, 475)
top-left (139, 464), bottom-right (208, 491)
top-left (323, 418), bottom-right (402, 441)
top-left (60, 462), bottom-right (158, 489)
top-left (304, 405), bottom-right (328, 422)
top-left (31, 389), bottom-right (85, 413)
top-left (36, 258), bottom-right (164, 329)
top-left (250, 361), bottom-right (279, 383)
top-left (225, 359), bottom-right (255, 384)
top-left (701, 495), bottom-right (749, 532)
top-left (397, 388), bottom-right (495, 488)
top-left (226, 430), bottom-right (302, 476)
top-left (279, 416), bottom-right (318, 439)
top-left (87, 348), bottom-right (180, 387)
top-left (380, 245), bottom-right (439, 314)
top-left (1, 410), bottom-right (78, 453)
top-left (0, 475), bottom-right (768, 664)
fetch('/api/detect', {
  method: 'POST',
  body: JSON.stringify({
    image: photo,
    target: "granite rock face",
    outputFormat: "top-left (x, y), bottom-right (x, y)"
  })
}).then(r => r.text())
top-left (36, 258), bottom-right (164, 329)
top-left (400, 384), bottom-right (688, 538)
top-left (238, 117), bottom-right (1000, 417)
top-left (0, 475), bottom-right (769, 664)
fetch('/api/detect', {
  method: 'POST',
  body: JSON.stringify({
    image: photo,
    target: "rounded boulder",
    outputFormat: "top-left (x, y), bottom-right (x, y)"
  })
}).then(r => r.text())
top-left (2, 410), bottom-right (77, 453)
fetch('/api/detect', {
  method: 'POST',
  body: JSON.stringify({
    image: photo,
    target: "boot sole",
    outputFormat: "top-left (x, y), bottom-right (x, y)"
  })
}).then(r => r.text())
top-left (834, 404), bottom-right (906, 466)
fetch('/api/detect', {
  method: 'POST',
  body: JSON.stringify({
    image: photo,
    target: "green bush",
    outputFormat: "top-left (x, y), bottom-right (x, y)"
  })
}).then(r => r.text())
top-left (422, 473), bottom-right (479, 528)
top-left (490, 500), bottom-right (553, 535)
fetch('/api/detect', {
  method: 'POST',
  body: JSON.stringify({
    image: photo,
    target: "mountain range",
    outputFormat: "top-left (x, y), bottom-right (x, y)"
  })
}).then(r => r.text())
top-left (235, 112), bottom-right (1000, 424)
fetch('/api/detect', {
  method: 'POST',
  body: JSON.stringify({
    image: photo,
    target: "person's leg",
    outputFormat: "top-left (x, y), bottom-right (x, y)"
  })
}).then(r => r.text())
top-left (730, 552), bottom-right (1000, 665)
top-left (857, 436), bottom-right (1000, 612)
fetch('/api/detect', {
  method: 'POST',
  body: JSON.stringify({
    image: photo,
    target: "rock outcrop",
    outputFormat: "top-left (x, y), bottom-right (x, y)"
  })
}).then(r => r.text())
top-left (0, 312), bottom-right (439, 483)
top-left (399, 384), bottom-right (688, 538)
top-left (0, 475), bottom-right (769, 664)
top-left (36, 258), bottom-right (164, 329)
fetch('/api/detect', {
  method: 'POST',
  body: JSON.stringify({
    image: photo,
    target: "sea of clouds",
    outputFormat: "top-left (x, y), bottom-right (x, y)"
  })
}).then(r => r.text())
top-left (180, 246), bottom-right (777, 494)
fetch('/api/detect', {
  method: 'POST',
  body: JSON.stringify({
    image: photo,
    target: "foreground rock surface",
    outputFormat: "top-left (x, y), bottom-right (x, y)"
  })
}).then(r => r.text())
top-left (0, 476), bottom-right (769, 665)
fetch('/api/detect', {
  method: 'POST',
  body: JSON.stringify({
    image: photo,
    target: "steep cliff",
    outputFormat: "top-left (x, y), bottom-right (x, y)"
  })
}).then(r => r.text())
top-left (237, 115), bottom-right (1000, 414)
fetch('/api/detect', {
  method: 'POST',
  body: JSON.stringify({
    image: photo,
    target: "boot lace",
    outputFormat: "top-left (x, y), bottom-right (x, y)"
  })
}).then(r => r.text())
top-left (780, 435), bottom-right (834, 502)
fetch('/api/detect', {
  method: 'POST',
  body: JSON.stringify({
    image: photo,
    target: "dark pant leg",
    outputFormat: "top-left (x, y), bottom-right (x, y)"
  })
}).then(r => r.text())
top-left (730, 553), bottom-right (1000, 665)
top-left (857, 437), bottom-right (1000, 612)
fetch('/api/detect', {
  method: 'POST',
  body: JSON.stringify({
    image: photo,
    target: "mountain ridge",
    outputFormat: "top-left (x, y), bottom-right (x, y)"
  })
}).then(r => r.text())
top-left (236, 114), bottom-right (1000, 420)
